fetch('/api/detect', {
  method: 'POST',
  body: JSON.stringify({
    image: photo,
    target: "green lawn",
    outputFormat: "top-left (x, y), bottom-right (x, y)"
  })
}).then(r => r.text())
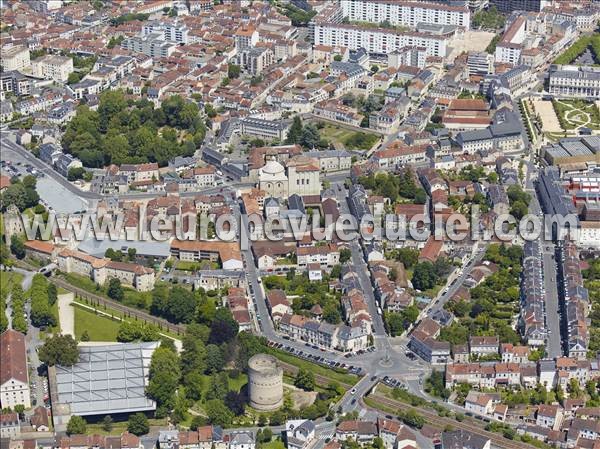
top-left (316, 122), bottom-right (380, 150)
top-left (552, 100), bottom-right (600, 130)
top-left (261, 440), bottom-right (286, 449)
top-left (0, 271), bottom-right (24, 299)
top-left (73, 305), bottom-right (121, 341)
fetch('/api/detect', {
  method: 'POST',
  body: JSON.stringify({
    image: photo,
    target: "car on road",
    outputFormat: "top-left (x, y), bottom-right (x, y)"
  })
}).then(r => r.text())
top-left (350, 388), bottom-right (357, 394)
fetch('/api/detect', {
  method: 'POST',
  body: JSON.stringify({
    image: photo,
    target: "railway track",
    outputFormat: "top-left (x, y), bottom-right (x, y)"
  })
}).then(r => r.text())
top-left (366, 393), bottom-right (536, 449)
top-left (50, 277), bottom-right (186, 335)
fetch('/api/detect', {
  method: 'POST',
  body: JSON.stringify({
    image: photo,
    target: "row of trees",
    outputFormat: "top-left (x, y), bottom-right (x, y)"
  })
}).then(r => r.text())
top-left (30, 274), bottom-right (57, 329)
top-left (554, 34), bottom-right (600, 65)
top-left (67, 412), bottom-right (149, 436)
top-left (10, 283), bottom-right (27, 334)
top-left (62, 91), bottom-right (206, 167)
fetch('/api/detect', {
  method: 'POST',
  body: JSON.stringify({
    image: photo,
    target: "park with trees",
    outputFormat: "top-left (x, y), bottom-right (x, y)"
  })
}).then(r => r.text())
top-left (62, 91), bottom-right (206, 168)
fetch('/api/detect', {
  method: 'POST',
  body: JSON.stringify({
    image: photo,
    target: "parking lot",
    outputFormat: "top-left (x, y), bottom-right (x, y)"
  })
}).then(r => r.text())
top-left (1, 151), bottom-right (89, 214)
top-left (266, 339), bottom-right (371, 375)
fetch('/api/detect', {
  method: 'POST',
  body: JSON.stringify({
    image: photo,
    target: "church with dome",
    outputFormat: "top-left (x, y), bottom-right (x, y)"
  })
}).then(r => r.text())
top-left (258, 156), bottom-right (320, 199)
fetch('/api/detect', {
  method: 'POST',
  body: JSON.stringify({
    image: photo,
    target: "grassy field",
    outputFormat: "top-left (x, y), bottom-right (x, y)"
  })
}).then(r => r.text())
top-left (261, 440), bottom-right (286, 449)
top-left (73, 305), bottom-right (121, 341)
top-left (62, 273), bottom-right (153, 310)
top-left (268, 347), bottom-right (359, 386)
top-left (317, 122), bottom-right (380, 150)
top-left (0, 271), bottom-right (24, 299)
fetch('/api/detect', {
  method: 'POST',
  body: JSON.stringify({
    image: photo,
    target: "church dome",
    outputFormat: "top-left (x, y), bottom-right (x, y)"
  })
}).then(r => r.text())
top-left (262, 159), bottom-right (285, 175)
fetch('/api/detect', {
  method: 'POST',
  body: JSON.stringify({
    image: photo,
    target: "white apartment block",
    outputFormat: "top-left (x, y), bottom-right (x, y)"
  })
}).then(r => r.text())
top-left (313, 23), bottom-right (448, 57)
top-left (142, 22), bottom-right (190, 44)
top-left (340, 0), bottom-right (470, 30)
top-left (121, 34), bottom-right (176, 58)
top-left (495, 16), bottom-right (526, 64)
top-left (0, 45), bottom-right (30, 72)
top-left (31, 55), bottom-right (74, 83)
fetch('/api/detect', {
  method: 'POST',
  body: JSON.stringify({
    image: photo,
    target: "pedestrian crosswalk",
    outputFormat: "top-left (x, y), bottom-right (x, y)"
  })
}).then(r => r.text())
top-left (316, 430), bottom-right (334, 441)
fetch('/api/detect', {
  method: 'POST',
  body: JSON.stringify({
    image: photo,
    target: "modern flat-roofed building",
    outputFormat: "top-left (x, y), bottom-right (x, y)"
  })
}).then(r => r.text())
top-left (0, 45), bottom-right (30, 72)
top-left (313, 23), bottom-right (449, 57)
top-left (121, 34), bottom-right (176, 58)
top-left (339, 0), bottom-right (470, 30)
top-left (31, 55), bottom-right (74, 82)
top-left (239, 117), bottom-right (291, 141)
top-left (48, 342), bottom-right (159, 431)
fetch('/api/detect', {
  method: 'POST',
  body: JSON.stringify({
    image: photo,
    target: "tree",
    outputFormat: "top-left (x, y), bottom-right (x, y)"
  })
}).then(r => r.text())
top-left (10, 236), bottom-right (25, 259)
top-left (339, 248), bottom-right (352, 264)
top-left (294, 369), bottom-right (315, 391)
top-left (166, 286), bottom-right (197, 323)
top-left (205, 399), bottom-right (234, 427)
top-left (117, 321), bottom-right (142, 342)
top-left (412, 262), bottom-right (437, 291)
top-left (285, 116), bottom-right (303, 144)
top-left (209, 308), bottom-right (239, 344)
top-left (67, 167), bottom-right (86, 181)
top-left (67, 415), bottom-right (87, 435)
top-left (81, 330), bottom-right (90, 342)
top-left (39, 334), bottom-right (79, 366)
top-left (395, 248), bottom-right (419, 269)
top-left (224, 391), bottom-right (246, 416)
top-left (146, 345), bottom-right (180, 417)
top-left (128, 413), bottom-right (149, 436)
top-left (228, 64), bottom-right (241, 79)
top-left (47, 283), bottom-right (57, 306)
top-left (299, 124), bottom-right (321, 149)
top-left (102, 415), bottom-right (113, 432)
top-left (205, 344), bottom-right (224, 373)
top-left (107, 278), bottom-right (124, 301)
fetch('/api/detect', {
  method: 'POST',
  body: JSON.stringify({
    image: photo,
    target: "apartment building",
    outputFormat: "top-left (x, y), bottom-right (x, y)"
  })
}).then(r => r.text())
top-left (119, 163), bottom-right (160, 184)
top-left (0, 330), bottom-right (31, 409)
top-left (170, 240), bottom-right (244, 270)
top-left (548, 65), bottom-right (600, 99)
top-left (495, 16), bottom-right (526, 64)
top-left (0, 45), bottom-right (30, 72)
top-left (339, 0), bottom-right (470, 30)
top-left (239, 117), bottom-right (291, 141)
top-left (313, 100), bottom-right (363, 127)
top-left (31, 55), bottom-right (74, 82)
top-left (313, 23), bottom-right (449, 57)
top-left (467, 51), bottom-right (494, 76)
top-left (296, 244), bottom-right (340, 269)
top-left (121, 34), bottom-right (176, 58)
top-left (239, 46), bottom-right (275, 76)
top-left (142, 21), bottom-right (190, 44)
